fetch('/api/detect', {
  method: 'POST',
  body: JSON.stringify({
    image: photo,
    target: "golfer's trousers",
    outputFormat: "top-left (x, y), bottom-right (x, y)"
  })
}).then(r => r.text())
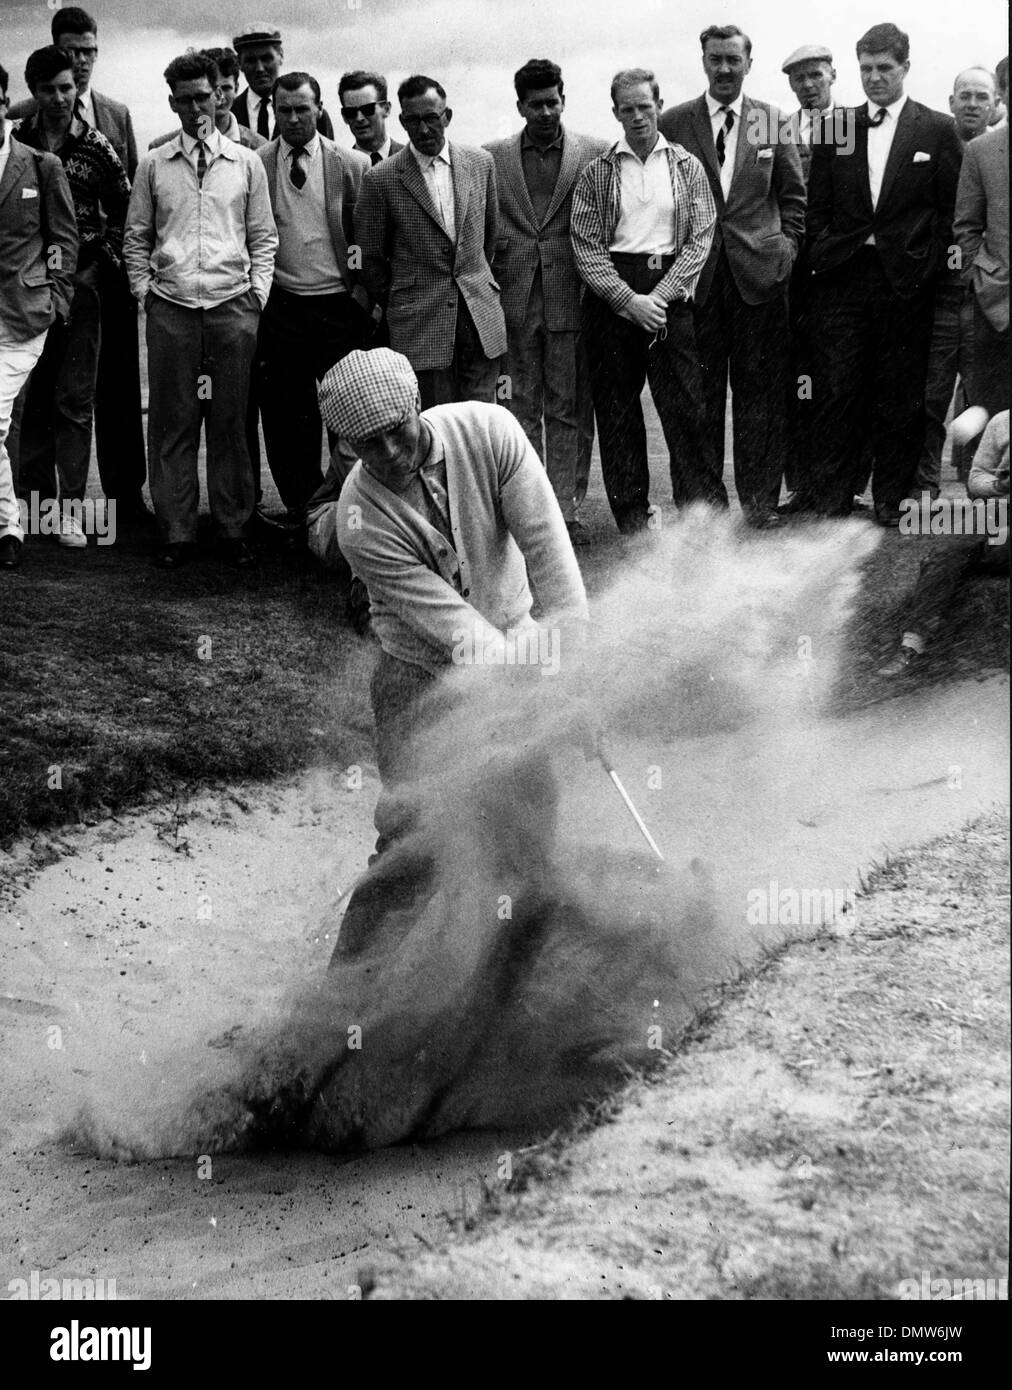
top-left (145, 290), bottom-right (259, 543)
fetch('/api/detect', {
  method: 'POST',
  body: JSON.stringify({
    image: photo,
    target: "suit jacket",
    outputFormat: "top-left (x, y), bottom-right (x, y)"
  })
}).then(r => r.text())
top-left (354, 141), bottom-right (508, 371)
top-left (659, 95), bottom-right (806, 305)
top-left (954, 125), bottom-right (1009, 331)
top-left (806, 99), bottom-right (964, 298)
top-left (234, 89), bottom-right (335, 142)
top-left (0, 138), bottom-right (79, 340)
top-left (483, 126), bottom-right (609, 332)
top-left (258, 134), bottom-right (369, 304)
top-left (8, 90), bottom-right (137, 180)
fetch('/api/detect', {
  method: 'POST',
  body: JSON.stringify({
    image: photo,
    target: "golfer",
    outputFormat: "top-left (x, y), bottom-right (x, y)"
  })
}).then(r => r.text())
top-left (309, 348), bottom-right (589, 855)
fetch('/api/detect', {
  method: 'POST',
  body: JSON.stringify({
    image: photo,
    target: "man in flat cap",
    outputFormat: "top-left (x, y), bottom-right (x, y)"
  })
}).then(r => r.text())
top-left (232, 23), bottom-right (335, 140)
top-left (306, 348), bottom-right (588, 851)
top-left (780, 43), bottom-right (836, 511)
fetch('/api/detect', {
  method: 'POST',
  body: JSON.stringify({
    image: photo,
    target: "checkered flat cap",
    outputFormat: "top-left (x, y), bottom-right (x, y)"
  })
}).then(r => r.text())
top-left (232, 24), bottom-right (283, 49)
top-left (318, 349), bottom-right (420, 439)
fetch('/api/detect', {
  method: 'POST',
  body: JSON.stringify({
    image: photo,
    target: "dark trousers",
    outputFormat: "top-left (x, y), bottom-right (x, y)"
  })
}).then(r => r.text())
top-left (507, 270), bottom-right (594, 524)
top-left (964, 294), bottom-right (1010, 419)
top-left (785, 255), bottom-right (814, 495)
top-left (914, 279), bottom-right (973, 496)
top-left (693, 248), bottom-right (790, 517)
top-left (905, 534), bottom-right (1009, 639)
top-left (145, 290), bottom-right (259, 543)
top-left (583, 253), bottom-right (719, 532)
top-left (415, 294), bottom-right (500, 410)
top-left (94, 258), bottom-right (147, 504)
top-left (258, 286), bottom-right (367, 511)
top-left (810, 248), bottom-right (933, 513)
top-left (19, 263), bottom-right (102, 504)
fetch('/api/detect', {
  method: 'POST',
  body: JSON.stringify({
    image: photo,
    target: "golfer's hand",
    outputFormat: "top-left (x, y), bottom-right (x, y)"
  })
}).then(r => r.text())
top-left (570, 698), bottom-right (611, 767)
top-left (623, 293), bottom-right (667, 333)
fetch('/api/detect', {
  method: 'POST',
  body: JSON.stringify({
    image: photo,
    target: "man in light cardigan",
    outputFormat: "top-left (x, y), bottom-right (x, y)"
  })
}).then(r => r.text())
top-left (307, 348), bottom-right (588, 852)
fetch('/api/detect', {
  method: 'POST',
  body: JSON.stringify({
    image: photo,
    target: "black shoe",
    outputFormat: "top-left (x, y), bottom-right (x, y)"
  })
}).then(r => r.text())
top-left (874, 503), bottom-right (902, 528)
top-left (778, 494), bottom-right (815, 517)
top-left (0, 535), bottom-right (22, 570)
top-left (252, 504), bottom-right (302, 534)
top-left (220, 537), bottom-right (258, 569)
top-left (878, 645), bottom-right (923, 678)
top-left (745, 510), bottom-right (783, 530)
top-left (114, 496), bottom-right (157, 527)
top-left (153, 542), bottom-right (195, 569)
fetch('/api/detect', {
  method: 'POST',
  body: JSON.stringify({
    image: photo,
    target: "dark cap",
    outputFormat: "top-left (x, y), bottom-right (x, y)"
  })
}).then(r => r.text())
top-left (232, 24), bottom-right (283, 50)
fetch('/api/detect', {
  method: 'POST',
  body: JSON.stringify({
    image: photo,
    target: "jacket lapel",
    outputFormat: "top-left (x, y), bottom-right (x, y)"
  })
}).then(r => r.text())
top-left (0, 140), bottom-right (30, 212)
top-left (542, 127), bottom-right (583, 227)
top-left (876, 99), bottom-right (919, 211)
top-left (502, 131), bottom-right (538, 229)
top-left (692, 94), bottom-right (723, 205)
top-left (397, 147), bottom-right (449, 235)
top-left (263, 141), bottom-right (278, 207)
top-left (449, 145), bottom-right (470, 242)
top-left (91, 90), bottom-right (109, 140)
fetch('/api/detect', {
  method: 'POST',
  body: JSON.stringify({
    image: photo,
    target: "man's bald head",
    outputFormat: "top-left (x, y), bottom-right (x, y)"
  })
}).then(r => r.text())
top-left (950, 66), bottom-right (997, 140)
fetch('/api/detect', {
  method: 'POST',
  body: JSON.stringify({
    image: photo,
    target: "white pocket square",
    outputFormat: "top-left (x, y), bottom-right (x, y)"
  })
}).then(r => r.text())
top-left (22, 187), bottom-right (39, 199)
top-left (913, 151), bottom-right (931, 163)
top-left (757, 148), bottom-right (774, 160)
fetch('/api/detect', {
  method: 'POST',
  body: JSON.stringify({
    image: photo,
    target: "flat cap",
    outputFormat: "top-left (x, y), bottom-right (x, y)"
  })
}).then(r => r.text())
top-left (232, 23), bottom-right (283, 49)
top-left (318, 349), bottom-right (420, 440)
top-left (782, 44), bottom-right (833, 73)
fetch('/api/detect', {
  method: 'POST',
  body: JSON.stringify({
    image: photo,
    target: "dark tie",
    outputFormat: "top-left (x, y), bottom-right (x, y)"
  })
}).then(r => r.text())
top-left (256, 98), bottom-right (270, 139)
top-left (370, 149), bottom-right (382, 166)
top-left (869, 106), bottom-right (887, 127)
top-left (290, 147), bottom-right (306, 189)
top-left (716, 105), bottom-right (735, 166)
top-left (195, 139), bottom-right (207, 187)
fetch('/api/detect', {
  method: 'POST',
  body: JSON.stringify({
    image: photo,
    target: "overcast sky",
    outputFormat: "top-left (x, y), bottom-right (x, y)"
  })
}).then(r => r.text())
top-left (2, 0), bottom-right (1007, 150)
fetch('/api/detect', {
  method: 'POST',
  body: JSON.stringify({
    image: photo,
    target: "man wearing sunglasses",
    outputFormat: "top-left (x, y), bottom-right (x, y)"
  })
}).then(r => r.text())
top-left (354, 75), bottom-right (507, 410)
top-left (338, 71), bottom-right (404, 164)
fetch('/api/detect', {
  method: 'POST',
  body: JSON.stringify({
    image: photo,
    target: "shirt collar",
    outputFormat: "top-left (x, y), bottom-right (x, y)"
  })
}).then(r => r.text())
top-left (410, 140), bottom-right (451, 169)
top-left (615, 132), bottom-right (669, 159)
top-left (706, 92), bottom-right (745, 119)
top-left (521, 126), bottom-right (564, 153)
top-left (180, 127), bottom-right (229, 157)
top-left (870, 93), bottom-right (908, 121)
top-left (282, 133), bottom-right (318, 161)
top-left (355, 136), bottom-right (391, 159)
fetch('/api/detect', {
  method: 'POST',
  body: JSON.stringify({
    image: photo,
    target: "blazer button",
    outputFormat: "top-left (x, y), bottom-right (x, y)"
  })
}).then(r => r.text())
top-left (438, 548), bottom-right (448, 557)
top-left (462, 587), bottom-right (470, 597)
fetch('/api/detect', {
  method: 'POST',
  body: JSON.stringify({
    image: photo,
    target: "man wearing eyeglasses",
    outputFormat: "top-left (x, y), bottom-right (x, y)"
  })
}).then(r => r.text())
top-left (354, 75), bottom-right (508, 410)
top-left (338, 71), bottom-right (404, 164)
top-left (8, 7), bottom-right (147, 527)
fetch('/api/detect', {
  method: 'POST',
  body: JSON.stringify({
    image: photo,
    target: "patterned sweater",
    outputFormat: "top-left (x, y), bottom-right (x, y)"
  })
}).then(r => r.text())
top-left (13, 115), bottom-right (130, 270)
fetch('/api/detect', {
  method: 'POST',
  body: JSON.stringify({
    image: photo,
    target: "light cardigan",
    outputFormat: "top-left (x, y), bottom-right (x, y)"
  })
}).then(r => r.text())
top-left (338, 402), bottom-right (589, 673)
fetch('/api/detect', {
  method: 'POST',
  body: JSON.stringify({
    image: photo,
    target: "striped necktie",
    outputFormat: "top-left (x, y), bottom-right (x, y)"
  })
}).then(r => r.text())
top-left (196, 139), bottom-right (207, 186)
top-left (716, 106), bottom-right (735, 166)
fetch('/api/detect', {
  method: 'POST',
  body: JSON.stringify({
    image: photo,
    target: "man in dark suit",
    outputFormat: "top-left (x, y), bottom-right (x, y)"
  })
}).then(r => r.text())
top-left (806, 22), bottom-right (964, 523)
top-left (354, 75), bottom-right (508, 410)
top-left (0, 61), bottom-right (78, 572)
top-left (8, 6), bottom-right (147, 523)
top-left (660, 24), bottom-right (806, 527)
top-left (232, 25), bottom-right (335, 141)
top-left (485, 58), bottom-right (607, 542)
top-left (338, 71), bottom-right (404, 164)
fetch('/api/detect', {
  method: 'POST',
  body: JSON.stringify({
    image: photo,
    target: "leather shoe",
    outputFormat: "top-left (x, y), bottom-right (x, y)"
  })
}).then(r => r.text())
top-left (154, 542), bottom-right (194, 570)
top-left (0, 535), bottom-right (22, 570)
top-left (746, 510), bottom-right (783, 530)
top-left (874, 503), bottom-right (902, 528)
top-left (878, 645), bottom-right (922, 677)
top-left (220, 538), bottom-right (258, 569)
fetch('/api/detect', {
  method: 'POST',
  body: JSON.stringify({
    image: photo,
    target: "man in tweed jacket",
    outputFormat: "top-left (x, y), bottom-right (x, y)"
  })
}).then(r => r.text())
top-left (354, 75), bottom-right (507, 410)
top-left (571, 69), bottom-right (717, 534)
top-left (485, 59), bottom-right (608, 540)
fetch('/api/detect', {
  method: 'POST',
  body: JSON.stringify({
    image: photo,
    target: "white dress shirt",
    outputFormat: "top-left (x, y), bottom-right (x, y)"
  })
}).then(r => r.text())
top-left (0, 126), bottom-right (11, 184)
top-left (866, 93), bottom-right (907, 244)
top-left (609, 134), bottom-right (677, 255)
top-left (410, 141), bottom-right (455, 241)
top-left (246, 90), bottom-right (275, 140)
top-left (356, 137), bottom-right (392, 161)
top-left (76, 86), bottom-right (95, 127)
top-left (706, 91), bottom-right (744, 200)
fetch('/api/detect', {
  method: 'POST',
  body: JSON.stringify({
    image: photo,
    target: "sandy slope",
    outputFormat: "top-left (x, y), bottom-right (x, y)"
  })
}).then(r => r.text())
top-left (0, 675), bottom-right (1008, 1300)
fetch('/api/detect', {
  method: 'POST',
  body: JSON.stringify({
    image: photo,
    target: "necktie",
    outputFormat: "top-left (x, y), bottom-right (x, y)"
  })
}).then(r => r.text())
top-left (370, 149), bottom-right (382, 166)
top-left (290, 147), bottom-right (306, 189)
top-left (716, 105), bottom-right (735, 166)
top-left (195, 139), bottom-right (207, 187)
top-left (256, 98), bottom-right (270, 140)
top-left (869, 106), bottom-right (887, 127)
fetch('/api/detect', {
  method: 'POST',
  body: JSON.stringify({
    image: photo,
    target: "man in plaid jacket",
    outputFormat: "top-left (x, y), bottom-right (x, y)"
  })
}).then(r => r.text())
top-left (571, 68), bottom-right (717, 534)
top-left (485, 59), bottom-right (608, 544)
top-left (354, 75), bottom-right (507, 410)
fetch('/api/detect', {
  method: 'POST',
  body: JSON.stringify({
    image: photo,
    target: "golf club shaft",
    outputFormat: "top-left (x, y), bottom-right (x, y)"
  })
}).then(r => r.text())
top-left (604, 764), bottom-right (665, 861)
